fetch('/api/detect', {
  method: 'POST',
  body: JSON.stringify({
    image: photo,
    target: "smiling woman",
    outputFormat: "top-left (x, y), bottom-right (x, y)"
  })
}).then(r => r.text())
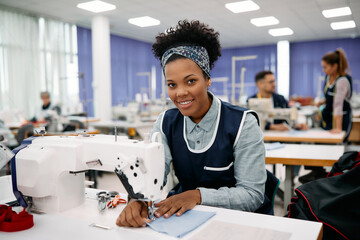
top-left (164, 58), bottom-right (211, 123)
top-left (116, 20), bottom-right (271, 228)
top-left (152, 21), bottom-right (220, 123)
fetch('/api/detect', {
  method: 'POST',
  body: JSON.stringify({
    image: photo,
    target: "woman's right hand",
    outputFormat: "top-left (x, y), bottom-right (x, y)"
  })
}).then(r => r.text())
top-left (116, 200), bottom-right (150, 228)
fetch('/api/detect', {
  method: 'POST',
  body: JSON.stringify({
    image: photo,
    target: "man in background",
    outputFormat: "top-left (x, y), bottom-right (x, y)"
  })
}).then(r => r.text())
top-left (248, 70), bottom-right (307, 131)
top-left (31, 91), bottom-right (61, 122)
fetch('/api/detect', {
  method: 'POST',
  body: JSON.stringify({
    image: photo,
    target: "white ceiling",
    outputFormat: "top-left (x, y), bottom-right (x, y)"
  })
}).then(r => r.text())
top-left (0, 0), bottom-right (359, 48)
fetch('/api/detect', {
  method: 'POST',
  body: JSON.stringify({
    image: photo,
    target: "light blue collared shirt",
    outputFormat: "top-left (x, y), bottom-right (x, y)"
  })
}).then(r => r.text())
top-left (151, 94), bottom-right (266, 211)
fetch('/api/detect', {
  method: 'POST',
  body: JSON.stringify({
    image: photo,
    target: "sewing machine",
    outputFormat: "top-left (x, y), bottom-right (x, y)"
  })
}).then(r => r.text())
top-left (11, 133), bottom-right (165, 216)
top-left (112, 102), bottom-right (140, 122)
top-left (0, 120), bottom-right (18, 148)
top-left (112, 100), bottom-right (166, 123)
top-left (0, 135), bottom-right (14, 170)
top-left (248, 98), bottom-right (298, 130)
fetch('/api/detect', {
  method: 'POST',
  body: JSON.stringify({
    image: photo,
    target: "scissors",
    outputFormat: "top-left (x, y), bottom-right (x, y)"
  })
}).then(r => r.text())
top-left (107, 195), bottom-right (127, 208)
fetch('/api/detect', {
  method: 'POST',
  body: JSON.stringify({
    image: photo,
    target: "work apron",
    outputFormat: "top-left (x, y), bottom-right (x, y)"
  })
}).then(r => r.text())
top-left (321, 75), bottom-right (352, 142)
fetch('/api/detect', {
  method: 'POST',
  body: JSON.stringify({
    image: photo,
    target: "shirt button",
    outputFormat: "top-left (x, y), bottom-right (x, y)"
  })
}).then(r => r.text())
top-left (196, 125), bottom-right (200, 128)
top-left (196, 140), bottom-right (200, 144)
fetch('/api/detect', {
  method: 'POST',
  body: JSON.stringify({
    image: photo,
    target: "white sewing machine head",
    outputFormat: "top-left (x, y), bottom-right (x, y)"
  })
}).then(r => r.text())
top-left (248, 98), bottom-right (297, 130)
top-left (11, 133), bottom-right (165, 213)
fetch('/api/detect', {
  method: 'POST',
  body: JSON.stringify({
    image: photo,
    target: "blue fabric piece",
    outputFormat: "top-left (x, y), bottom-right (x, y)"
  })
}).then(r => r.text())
top-left (264, 142), bottom-right (285, 151)
top-left (287, 130), bottom-right (302, 135)
top-left (146, 210), bottom-right (215, 238)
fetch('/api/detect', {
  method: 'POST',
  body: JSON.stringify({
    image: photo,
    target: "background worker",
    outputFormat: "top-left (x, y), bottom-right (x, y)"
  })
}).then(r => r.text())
top-left (31, 91), bottom-right (61, 122)
top-left (299, 49), bottom-right (353, 184)
top-left (248, 70), bottom-right (308, 131)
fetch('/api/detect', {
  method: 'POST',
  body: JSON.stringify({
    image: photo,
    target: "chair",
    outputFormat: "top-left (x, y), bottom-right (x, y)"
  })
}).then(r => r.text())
top-left (62, 119), bottom-right (85, 132)
top-left (255, 170), bottom-right (280, 215)
top-left (15, 124), bottom-right (34, 145)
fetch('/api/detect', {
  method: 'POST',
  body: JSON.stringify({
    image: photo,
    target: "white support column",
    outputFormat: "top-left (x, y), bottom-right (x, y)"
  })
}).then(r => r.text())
top-left (277, 41), bottom-right (290, 100)
top-left (91, 15), bottom-right (112, 120)
top-left (151, 65), bottom-right (156, 102)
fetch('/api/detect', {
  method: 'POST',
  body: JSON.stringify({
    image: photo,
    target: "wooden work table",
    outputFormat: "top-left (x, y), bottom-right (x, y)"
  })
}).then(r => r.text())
top-left (265, 144), bottom-right (345, 211)
top-left (348, 117), bottom-right (360, 142)
top-left (264, 128), bottom-right (345, 144)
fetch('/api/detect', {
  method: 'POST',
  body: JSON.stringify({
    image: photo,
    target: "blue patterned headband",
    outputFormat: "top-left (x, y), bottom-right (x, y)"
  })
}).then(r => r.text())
top-left (161, 46), bottom-right (211, 78)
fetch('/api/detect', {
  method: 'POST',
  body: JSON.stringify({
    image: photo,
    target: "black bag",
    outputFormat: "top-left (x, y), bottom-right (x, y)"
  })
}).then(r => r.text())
top-left (287, 151), bottom-right (360, 240)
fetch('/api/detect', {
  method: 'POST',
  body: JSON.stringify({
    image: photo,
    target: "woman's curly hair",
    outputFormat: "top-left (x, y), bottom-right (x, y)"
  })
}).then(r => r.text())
top-left (152, 20), bottom-right (221, 70)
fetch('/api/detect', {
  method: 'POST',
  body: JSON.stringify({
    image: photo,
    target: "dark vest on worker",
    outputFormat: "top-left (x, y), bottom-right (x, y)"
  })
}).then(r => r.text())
top-left (321, 75), bottom-right (352, 138)
top-left (162, 99), bottom-right (255, 192)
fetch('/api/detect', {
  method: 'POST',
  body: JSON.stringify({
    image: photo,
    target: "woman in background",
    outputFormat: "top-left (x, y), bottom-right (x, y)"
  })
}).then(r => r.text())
top-left (300, 49), bottom-right (352, 184)
top-left (318, 49), bottom-right (352, 140)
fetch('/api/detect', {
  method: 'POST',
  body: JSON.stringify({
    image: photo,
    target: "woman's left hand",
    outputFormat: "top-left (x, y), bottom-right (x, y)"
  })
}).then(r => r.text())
top-left (154, 190), bottom-right (201, 218)
top-left (330, 128), bottom-right (342, 134)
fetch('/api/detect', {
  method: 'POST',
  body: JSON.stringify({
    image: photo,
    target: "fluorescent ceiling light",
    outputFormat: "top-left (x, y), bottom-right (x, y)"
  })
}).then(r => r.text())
top-left (268, 27), bottom-right (294, 37)
top-left (77, 0), bottom-right (116, 13)
top-left (225, 1), bottom-right (260, 13)
top-left (330, 20), bottom-right (356, 30)
top-left (128, 16), bottom-right (160, 27)
top-left (322, 7), bottom-right (351, 18)
top-left (251, 16), bottom-right (279, 27)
